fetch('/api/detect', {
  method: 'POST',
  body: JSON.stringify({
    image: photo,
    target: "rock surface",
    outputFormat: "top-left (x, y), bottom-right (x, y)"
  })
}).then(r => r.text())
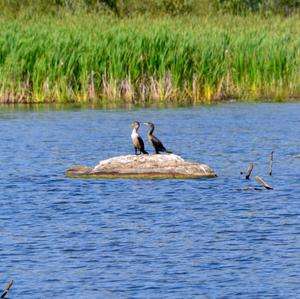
top-left (65, 154), bottom-right (217, 179)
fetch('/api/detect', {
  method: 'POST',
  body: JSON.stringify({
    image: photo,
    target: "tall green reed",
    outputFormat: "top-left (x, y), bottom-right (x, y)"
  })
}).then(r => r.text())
top-left (0, 14), bottom-right (299, 103)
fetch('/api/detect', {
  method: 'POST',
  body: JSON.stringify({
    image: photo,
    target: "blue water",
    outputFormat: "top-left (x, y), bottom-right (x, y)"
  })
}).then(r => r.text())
top-left (0, 103), bottom-right (300, 298)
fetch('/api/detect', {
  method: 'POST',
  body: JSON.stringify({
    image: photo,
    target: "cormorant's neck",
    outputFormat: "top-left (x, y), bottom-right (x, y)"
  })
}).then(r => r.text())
top-left (148, 126), bottom-right (154, 135)
top-left (132, 126), bottom-right (139, 134)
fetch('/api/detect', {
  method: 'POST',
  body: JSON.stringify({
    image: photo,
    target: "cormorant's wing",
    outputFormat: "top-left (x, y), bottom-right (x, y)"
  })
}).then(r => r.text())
top-left (137, 136), bottom-right (145, 150)
top-left (152, 135), bottom-right (167, 151)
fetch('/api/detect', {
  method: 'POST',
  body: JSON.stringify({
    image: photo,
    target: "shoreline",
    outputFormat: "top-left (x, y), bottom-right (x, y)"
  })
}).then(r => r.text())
top-left (0, 94), bottom-right (300, 105)
top-left (0, 97), bottom-right (300, 107)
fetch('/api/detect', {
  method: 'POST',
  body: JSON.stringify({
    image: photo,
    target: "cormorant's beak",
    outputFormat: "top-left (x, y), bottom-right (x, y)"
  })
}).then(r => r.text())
top-left (143, 122), bottom-right (148, 126)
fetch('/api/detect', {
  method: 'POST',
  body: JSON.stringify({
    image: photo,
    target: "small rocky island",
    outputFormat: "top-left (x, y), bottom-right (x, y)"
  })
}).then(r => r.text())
top-left (65, 154), bottom-right (217, 179)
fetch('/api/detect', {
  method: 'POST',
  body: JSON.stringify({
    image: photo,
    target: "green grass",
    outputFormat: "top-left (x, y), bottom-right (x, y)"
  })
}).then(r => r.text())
top-left (0, 13), bottom-right (299, 103)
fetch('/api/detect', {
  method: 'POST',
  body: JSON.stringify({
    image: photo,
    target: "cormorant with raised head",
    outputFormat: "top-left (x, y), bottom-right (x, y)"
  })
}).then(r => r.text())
top-left (130, 121), bottom-right (148, 155)
top-left (144, 122), bottom-right (172, 154)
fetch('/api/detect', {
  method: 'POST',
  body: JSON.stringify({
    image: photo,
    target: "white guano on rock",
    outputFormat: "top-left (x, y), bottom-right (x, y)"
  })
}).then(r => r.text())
top-left (65, 154), bottom-right (217, 179)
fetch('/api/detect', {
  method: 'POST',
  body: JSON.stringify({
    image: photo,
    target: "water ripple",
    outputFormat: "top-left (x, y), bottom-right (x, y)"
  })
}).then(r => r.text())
top-left (1, 103), bottom-right (300, 298)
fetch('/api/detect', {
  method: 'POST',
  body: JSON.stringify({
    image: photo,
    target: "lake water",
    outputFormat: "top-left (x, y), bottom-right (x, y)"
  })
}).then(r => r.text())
top-left (0, 103), bottom-right (300, 298)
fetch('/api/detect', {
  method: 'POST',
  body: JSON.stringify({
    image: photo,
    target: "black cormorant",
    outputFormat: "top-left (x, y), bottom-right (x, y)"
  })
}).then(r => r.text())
top-left (130, 121), bottom-right (148, 155)
top-left (143, 122), bottom-right (172, 154)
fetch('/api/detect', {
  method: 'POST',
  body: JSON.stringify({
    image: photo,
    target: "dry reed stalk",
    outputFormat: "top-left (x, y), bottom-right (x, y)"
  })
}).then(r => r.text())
top-left (150, 75), bottom-right (160, 101)
top-left (192, 74), bottom-right (199, 100)
top-left (139, 75), bottom-right (148, 102)
top-left (102, 74), bottom-right (118, 100)
top-left (88, 70), bottom-right (96, 100)
top-left (164, 72), bottom-right (174, 100)
top-left (120, 78), bottom-right (135, 102)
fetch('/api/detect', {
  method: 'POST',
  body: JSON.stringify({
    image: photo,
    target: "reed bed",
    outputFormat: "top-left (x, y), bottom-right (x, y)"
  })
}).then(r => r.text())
top-left (0, 14), bottom-right (299, 103)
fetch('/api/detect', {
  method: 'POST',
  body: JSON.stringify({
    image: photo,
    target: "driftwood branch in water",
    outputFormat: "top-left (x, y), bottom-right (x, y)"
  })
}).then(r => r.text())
top-left (240, 187), bottom-right (263, 191)
top-left (1, 280), bottom-right (13, 298)
top-left (269, 151), bottom-right (274, 176)
top-left (245, 162), bottom-right (254, 179)
top-left (255, 176), bottom-right (273, 190)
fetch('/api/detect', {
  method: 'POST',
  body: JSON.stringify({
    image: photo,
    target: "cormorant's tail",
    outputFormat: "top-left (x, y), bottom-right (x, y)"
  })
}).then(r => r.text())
top-left (142, 150), bottom-right (149, 154)
top-left (165, 150), bottom-right (172, 154)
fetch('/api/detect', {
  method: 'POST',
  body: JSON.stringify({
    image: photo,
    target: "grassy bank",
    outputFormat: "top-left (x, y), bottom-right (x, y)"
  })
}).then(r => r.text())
top-left (0, 13), bottom-right (299, 103)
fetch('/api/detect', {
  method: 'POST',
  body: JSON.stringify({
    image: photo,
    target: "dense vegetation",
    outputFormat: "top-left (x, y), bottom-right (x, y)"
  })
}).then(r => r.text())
top-left (0, 1), bottom-right (299, 103)
top-left (1, 0), bottom-right (299, 16)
